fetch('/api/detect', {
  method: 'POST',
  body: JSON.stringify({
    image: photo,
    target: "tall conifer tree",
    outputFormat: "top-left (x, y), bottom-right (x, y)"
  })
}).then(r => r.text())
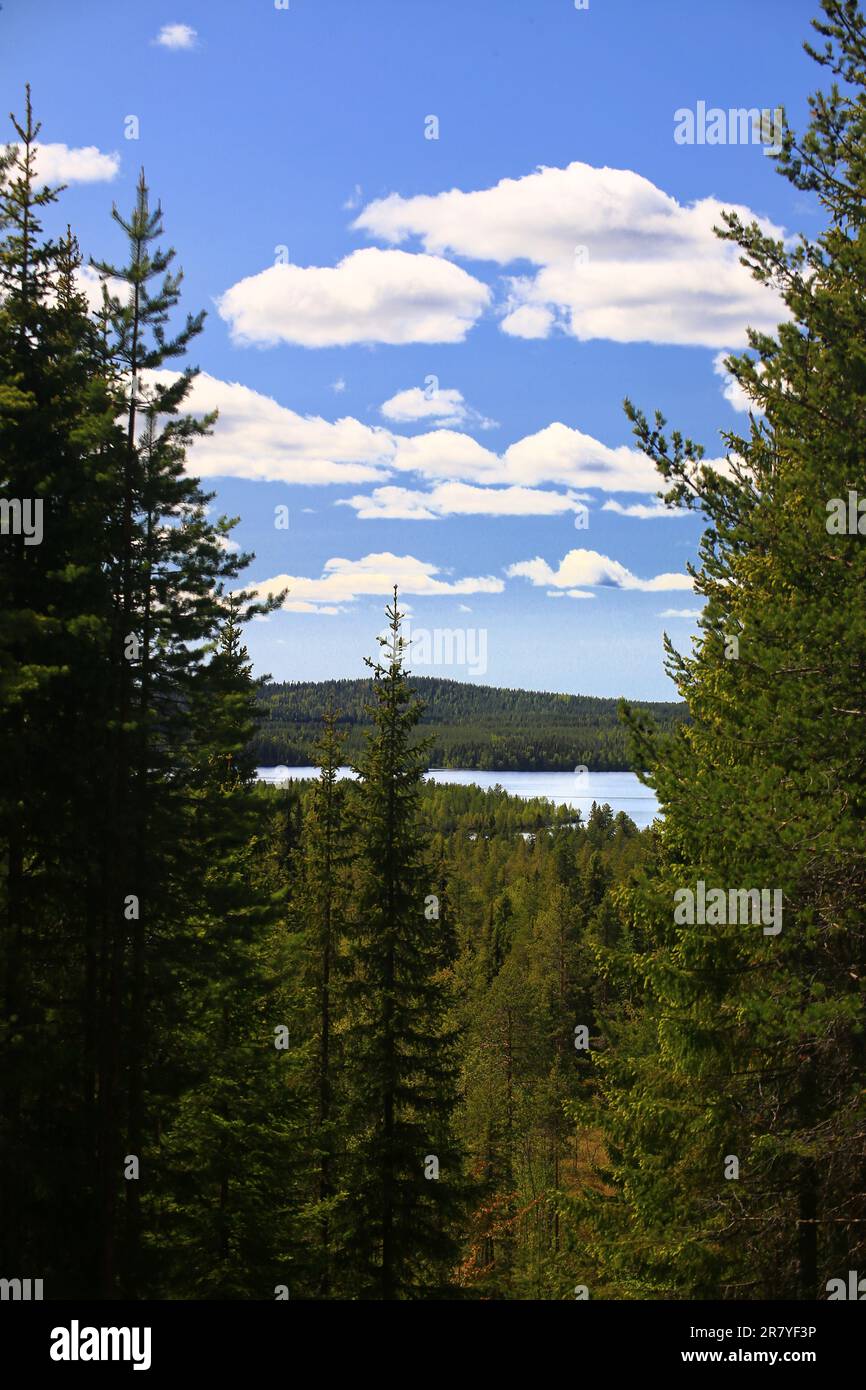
top-left (342, 590), bottom-right (462, 1298)
top-left (0, 92), bottom-right (124, 1291)
top-left (582, 0), bottom-right (866, 1300)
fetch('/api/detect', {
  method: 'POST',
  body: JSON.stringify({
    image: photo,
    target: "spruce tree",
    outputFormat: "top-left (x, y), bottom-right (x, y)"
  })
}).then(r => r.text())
top-left (582, 0), bottom-right (866, 1300)
top-left (0, 98), bottom-right (283, 1294)
top-left (342, 590), bottom-right (462, 1298)
top-left (146, 598), bottom-right (297, 1298)
top-left (86, 165), bottom-right (280, 1295)
top-left (0, 92), bottom-right (125, 1291)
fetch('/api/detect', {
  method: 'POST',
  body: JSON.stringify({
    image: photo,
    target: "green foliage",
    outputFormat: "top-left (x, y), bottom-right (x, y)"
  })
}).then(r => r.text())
top-left (0, 96), bottom-right (284, 1297)
top-left (253, 676), bottom-right (688, 772)
top-left (338, 592), bottom-right (464, 1298)
top-left (579, 0), bottom-right (866, 1301)
top-left (447, 802), bottom-right (644, 1297)
top-left (6, 3), bottom-right (866, 1304)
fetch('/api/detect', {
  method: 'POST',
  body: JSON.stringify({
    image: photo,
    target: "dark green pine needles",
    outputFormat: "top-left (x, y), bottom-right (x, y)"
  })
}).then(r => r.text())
top-left (340, 589), bottom-right (464, 1298)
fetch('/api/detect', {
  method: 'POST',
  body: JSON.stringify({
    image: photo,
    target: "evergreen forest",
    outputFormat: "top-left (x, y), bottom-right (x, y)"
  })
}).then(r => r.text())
top-left (253, 677), bottom-right (687, 771)
top-left (2, 1), bottom-right (866, 1303)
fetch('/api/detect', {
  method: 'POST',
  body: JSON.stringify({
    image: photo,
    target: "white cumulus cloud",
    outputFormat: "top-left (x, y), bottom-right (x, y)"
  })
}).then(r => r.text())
top-left (602, 499), bottom-right (689, 520)
top-left (247, 551), bottom-right (505, 614)
top-left (388, 429), bottom-right (501, 482)
top-left (28, 143), bottom-right (119, 184)
top-left (133, 371), bottom-right (728, 508)
top-left (154, 23), bottom-right (197, 49)
top-left (381, 386), bottom-right (468, 427)
top-left (380, 385), bottom-right (496, 431)
top-left (383, 421), bottom-right (704, 493)
top-left (354, 160), bottom-right (786, 348)
top-left (500, 304), bottom-right (556, 340)
top-left (507, 547), bottom-right (693, 594)
top-left (337, 483), bottom-right (588, 520)
top-left (500, 423), bottom-right (663, 491)
top-left (217, 247), bottom-right (490, 348)
top-left (151, 371), bottom-right (394, 484)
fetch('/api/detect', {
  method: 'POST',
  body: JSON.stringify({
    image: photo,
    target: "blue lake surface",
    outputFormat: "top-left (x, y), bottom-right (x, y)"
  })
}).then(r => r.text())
top-left (256, 766), bottom-right (660, 829)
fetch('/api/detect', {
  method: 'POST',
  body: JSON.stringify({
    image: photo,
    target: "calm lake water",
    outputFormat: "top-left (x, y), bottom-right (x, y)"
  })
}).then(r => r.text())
top-left (256, 766), bottom-right (660, 829)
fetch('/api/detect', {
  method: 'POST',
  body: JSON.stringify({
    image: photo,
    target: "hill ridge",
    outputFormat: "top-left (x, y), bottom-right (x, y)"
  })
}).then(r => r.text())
top-left (252, 676), bottom-right (687, 772)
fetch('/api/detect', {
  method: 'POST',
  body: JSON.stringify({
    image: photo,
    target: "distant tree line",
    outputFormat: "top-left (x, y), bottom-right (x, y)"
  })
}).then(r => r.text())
top-left (252, 676), bottom-right (688, 771)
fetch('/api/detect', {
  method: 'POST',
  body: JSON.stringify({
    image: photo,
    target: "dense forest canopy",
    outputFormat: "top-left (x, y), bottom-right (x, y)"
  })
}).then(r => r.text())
top-left (253, 676), bottom-right (688, 771)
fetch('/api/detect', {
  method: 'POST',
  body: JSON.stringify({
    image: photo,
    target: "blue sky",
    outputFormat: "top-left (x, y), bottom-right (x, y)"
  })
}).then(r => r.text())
top-left (2, 0), bottom-right (820, 697)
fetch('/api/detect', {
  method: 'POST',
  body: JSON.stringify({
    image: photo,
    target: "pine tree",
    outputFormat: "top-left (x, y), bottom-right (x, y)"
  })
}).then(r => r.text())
top-left (0, 99), bottom-right (284, 1294)
top-left (146, 598), bottom-right (297, 1298)
top-left (341, 590), bottom-right (462, 1298)
top-left (582, 0), bottom-right (866, 1300)
top-left (86, 165), bottom-right (281, 1295)
top-left (0, 92), bottom-right (125, 1291)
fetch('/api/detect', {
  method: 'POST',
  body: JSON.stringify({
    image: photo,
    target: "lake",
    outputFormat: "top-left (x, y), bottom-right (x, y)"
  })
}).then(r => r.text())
top-left (256, 766), bottom-right (660, 829)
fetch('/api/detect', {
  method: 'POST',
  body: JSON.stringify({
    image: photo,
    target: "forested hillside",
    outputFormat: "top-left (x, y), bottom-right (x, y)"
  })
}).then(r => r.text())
top-left (253, 676), bottom-right (688, 770)
top-left (254, 755), bottom-right (647, 1299)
